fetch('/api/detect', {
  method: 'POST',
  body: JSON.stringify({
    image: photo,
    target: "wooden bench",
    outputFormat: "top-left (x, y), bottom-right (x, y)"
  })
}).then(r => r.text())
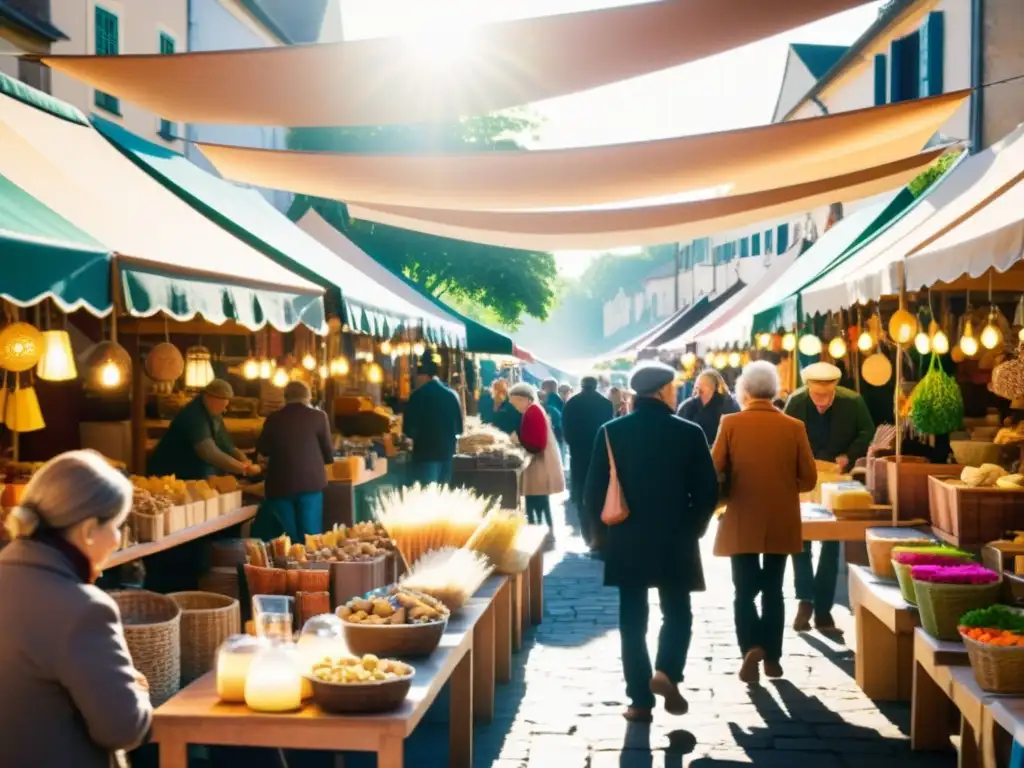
top-left (469, 575), bottom-right (512, 724)
top-left (848, 564), bottom-right (919, 701)
top-left (510, 525), bottom-right (548, 651)
top-left (151, 598), bottom-right (488, 768)
top-left (911, 628), bottom-right (970, 752)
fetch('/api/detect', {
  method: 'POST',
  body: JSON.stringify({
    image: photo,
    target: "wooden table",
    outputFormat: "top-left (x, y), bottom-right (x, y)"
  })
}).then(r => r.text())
top-left (469, 575), bottom-right (512, 724)
top-left (507, 526), bottom-right (548, 651)
top-left (801, 510), bottom-right (928, 541)
top-left (911, 628), bottom-right (970, 752)
top-left (152, 599), bottom-right (488, 768)
top-left (848, 564), bottom-right (919, 701)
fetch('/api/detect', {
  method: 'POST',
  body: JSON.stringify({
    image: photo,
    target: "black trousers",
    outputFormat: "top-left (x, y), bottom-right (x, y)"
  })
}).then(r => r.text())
top-left (618, 585), bottom-right (692, 708)
top-left (730, 553), bottom-right (788, 663)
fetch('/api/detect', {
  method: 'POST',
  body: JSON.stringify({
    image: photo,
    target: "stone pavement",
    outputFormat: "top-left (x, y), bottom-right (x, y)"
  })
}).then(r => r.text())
top-left (451, 494), bottom-right (957, 768)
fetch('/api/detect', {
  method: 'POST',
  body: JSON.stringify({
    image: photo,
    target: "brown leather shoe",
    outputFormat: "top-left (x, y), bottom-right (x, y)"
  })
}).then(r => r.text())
top-left (793, 601), bottom-right (813, 632)
top-left (815, 616), bottom-right (845, 637)
top-left (738, 647), bottom-right (765, 684)
top-left (623, 707), bottom-right (653, 723)
top-left (650, 671), bottom-right (689, 716)
top-left (764, 660), bottom-right (784, 679)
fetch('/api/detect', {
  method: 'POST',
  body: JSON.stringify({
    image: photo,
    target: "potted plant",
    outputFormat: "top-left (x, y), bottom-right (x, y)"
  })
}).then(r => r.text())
top-left (912, 564), bottom-right (1000, 640)
top-left (890, 546), bottom-right (972, 605)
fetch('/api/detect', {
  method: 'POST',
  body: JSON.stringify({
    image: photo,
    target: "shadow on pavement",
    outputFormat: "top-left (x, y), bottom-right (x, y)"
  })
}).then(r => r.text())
top-left (611, 723), bottom-right (696, 768)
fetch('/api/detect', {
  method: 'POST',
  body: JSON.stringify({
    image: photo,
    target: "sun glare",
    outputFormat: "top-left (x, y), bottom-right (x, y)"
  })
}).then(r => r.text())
top-left (403, 22), bottom-right (474, 68)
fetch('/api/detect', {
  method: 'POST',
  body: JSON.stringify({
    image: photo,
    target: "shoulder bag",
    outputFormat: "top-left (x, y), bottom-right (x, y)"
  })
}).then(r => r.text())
top-left (601, 429), bottom-right (630, 525)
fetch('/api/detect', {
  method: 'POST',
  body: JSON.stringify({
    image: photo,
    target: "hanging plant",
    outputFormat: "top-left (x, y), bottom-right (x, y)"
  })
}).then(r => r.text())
top-left (910, 353), bottom-right (964, 435)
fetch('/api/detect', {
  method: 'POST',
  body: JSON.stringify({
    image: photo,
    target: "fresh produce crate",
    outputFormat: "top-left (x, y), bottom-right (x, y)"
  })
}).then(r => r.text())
top-left (929, 476), bottom-right (1024, 548)
top-left (886, 457), bottom-right (965, 522)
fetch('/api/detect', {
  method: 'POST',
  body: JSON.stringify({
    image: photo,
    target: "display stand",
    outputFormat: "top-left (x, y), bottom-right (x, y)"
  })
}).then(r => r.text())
top-left (848, 564), bottom-right (918, 701)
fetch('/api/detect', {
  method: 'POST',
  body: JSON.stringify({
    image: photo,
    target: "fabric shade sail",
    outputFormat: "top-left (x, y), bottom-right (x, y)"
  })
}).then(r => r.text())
top-left (659, 243), bottom-right (804, 351)
top-left (348, 148), bottom-right (946, 251)
top-left (751, 189), bottom-right (917, 334)
top-left (801, 124), bottom-right (1024, 316)
top-left (0, 171), bottom-right (112, 314)
top-left (199, 92), bottom-right (966, 212)
top-left (92, 118), bottom-right (462, 346)
top-left (42, 0), bottom-right (871, 128)
top-left (0, 75), bottom-right (325, 333)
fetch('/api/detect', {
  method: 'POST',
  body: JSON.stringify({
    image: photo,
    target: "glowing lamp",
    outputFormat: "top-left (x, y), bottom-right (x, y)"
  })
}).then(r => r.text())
top-left (781, 333), bottom-right (796, 353)
top-left (242, 358), bottom-right (260, 380)
top-left (0, 322), bottom-right (43, 372)
top-left (329, 356), bottom-right (350, 377)
top-left (271, 368), bottom-right (289, 388)
top-left (981, 320), bottom-right (1003, 350)
top-left (301, 354), bottom-right (316, 371)
top-left (827, 337), bottom-right (847, 359)
top-left (960, 319), bottom-right (979, 357)
top-left (380, 341), bottom-right (392, 356)
top-left (913, 332), bottom-right (931, 355)
top-left (703, 351), bottom-right (715, 366)
top-left (258, 359), bottom-right (274, 380)
top-left (797, 335), bottom-right (822, 356)
top-left (931, 331), bottom-right (950, 355)
top-left (857, 331), bottom-right (874, 353)
top-left (5, 385), bottom-right (44, 432)
top-left (367, 363), bottom-right (384, 384)
top-left (681, 352), bottom-right (697, 368)
top-left (412, 342), bottom-right (426, 357)
top-left (727, 351), bottom-right (741, 368)
top-left (888, 309), bottom-right (917, 345)
top-left (184, 346), bottom-right (215, 389)
top-left (84, 340), bottom-right (131, 391)
top-left (37, 330), bottom-right (77, 382)
top-left (756, 333), bottom-right (771, 350)
top-left (713, 353), bottom-right (728, 370)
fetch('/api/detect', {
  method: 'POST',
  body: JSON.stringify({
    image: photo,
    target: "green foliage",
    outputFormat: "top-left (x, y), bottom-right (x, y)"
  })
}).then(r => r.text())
top-left (909, 150), bottom-right (962, 198)
top-left (287, 113), bottom-right (555, 328)
top-left (577, 246), bottom-right (675, 301)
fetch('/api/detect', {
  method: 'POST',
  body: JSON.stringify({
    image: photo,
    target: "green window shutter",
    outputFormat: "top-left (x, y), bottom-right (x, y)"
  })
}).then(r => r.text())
top-left (919, 11), bottom-right (944, 97)
top-left (777, 224), bottom-right (789, 253)
top-left (158, 33), bottom-right (176, 139)
top-left (740, 238), bottom-right (749, 258)
top-left (765, 229), bottom-right (774, 253)
top-left (890, 32), bottom-right (920, 103)
top-left (874, 54), bottom-right (887, 105)
top-left (94, 7), bottom-right (120, 114)
top-left (751, 233), bottom-right (761, 256)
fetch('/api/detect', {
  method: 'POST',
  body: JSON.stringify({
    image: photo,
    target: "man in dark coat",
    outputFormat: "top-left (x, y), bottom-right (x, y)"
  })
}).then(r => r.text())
top-left (562, 375), bottom-right (614, 546)
top-left (403, 358), bottom-right (464, 486)
top-left (585, 362), bottom-right (718, 722)
top-left (784, 361), bottom-right (875, 635)
top-left (677, 371), bottom-right (740, 446)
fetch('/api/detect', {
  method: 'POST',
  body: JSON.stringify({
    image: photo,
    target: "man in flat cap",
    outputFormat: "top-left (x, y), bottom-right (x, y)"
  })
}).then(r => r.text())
top-left (585, 361), bottom-right (718, 722)
top-left (784, 361), bottom-right (875, 634)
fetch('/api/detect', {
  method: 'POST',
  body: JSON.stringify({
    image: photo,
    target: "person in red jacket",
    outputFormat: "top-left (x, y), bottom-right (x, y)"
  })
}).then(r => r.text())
top-left (508, 383), bottom-right (565, 529)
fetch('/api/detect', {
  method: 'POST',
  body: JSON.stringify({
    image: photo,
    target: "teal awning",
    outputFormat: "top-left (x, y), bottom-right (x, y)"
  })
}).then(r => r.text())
top-left (0, 170), bottom-right (111, 314)
top-left (751, 189), bottom-right (915, 334)
top-left (93, 116), bottom-right (462, 344)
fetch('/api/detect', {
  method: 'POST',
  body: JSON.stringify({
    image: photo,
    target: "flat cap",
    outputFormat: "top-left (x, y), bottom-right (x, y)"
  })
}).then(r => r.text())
top-left (629, 361), bottom-right (676, 397)
top-left (802, 362), bottom-right (842, 384)
top-left (203, 378), bottom-right (234, 399)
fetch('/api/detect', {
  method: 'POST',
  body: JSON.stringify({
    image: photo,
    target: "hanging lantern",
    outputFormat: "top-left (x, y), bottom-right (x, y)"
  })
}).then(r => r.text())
top-left (797, 334), bottom-right (822, 356)
top-left (412, 342), bottom-right (426, 357)
top-left (981, 310), bottom-right (1003, 350)
top-left (861, 353), bottom-right (893, 387)
top-left (380, 341), bottom-right (392, 356)
top-left (828, 336), bottom-right (847, 359)
top-left (888, 309), bottom-right (917, 345)
top-left (857, 331), bottom-right (874, 353)
top-left (84, 340), bottom-right (131, 391)
top-left (271, 368), bottom-right (289, 388)
top-left (367, 363), bottom-right (384, 384)
top-left (913, 332), bottom-right (931, 355)
top-left (712, 353), bottom-right (728, 370)
top-left (0, 322), bottom-right (43, 372)
top-left (258, 359), bottom-right (274, 380)
top-left (703, 351), bottom-right (715, 366)
top-left (931, 330), bottom-right (950, 355)
top-left (5, 385), bottom-right (44, 432)
top-left (37, 330), bottom-right (77, 382)
top-left (329, 356), bottom-right (350, 377)
top-left (756, 333), bottom-right (772, 350)
top-left (781, 333), bottom-right (796, 352)
top-left (681, 351), bottom-right (697, 368)
top-left (960, 318), bottom-right (979, 357)
top-left (242, 358), bottom-right (260, 380)
top-left (727, 350), bottom-right (741, 368)
top-left (301, 353), bottom-right (317, 371)
top-left (184, 346), bottom-right (215, 389)
top-left (146, 342), bottom-right (184, 383)
top-left (319, 364), bottom-right (328, 379)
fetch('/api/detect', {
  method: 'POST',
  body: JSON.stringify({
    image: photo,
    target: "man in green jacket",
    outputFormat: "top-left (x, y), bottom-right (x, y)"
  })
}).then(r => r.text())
top-left (784, 362), bottom-right (875, 635)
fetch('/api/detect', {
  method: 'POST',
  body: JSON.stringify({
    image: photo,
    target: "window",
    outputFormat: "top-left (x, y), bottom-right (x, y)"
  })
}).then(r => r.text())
top-left (874, 54), bottom-right (887, 105)
top-left (751, 233), bottom-right (761, 256)
top-left (158, 33), bottom-right (176, 140)
top-left (94, 7), bottom-right (120, 114)
top-left (740, 238), bottom-right (750, 258)
top-left (765, 229), bottom-right (774, 253)
top-left (919, 11), bottom-right (944, 97)
top-left (693, 238), bottom-right (709, 264)
top-left (889, 31), bottom-right (920, 103)
top-left (777, 223), bottom-right (790, 253)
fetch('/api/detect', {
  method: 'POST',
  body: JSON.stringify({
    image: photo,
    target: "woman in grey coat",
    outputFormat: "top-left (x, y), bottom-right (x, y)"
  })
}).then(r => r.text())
top-left (0, 450), bottom-right (152, 768)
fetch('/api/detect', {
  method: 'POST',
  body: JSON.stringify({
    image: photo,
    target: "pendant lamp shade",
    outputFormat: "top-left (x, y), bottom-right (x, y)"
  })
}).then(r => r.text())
top-left (0, 322), bottom-right (43, 373)
top-left (184, 346), bottom-right (215, 389)
top-left (242, 358), bottom-right (260, 380)
top-left (37, 330), bottom-right (77, 382)
top-left (6, 386), bottom-right (45, 432)
top-left (146, 342), bottom-right (184, 383)
top-left (84, 340), bottom-right (131, 391)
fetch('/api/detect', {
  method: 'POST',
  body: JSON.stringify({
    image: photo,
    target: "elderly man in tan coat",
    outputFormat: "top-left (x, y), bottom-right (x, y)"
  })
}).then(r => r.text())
top-left (712, 361), bottom-right (818, 684)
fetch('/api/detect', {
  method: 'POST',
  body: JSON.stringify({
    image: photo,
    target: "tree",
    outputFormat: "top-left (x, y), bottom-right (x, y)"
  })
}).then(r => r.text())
top-left (909, 149), bottom-right (962, 198)
top-left (287, 114), bottom-right (556, 328)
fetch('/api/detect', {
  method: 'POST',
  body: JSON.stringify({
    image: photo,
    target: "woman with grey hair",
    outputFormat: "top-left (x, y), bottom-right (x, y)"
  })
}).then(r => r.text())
top-left (0, 451), bottom-right (152, 768)
top-left (711, 361), bottom-right (817, 683)
top-left (508, 382), bottom-right (565, 529)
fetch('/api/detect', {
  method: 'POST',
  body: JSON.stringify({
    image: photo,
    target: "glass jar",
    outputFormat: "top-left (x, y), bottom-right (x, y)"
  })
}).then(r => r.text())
top-left (244, 643), bottom-right (304, 713)
top-left (215, 635), bottom-right (268, 703)
top-left (296, 614), bottom-right (347, 700)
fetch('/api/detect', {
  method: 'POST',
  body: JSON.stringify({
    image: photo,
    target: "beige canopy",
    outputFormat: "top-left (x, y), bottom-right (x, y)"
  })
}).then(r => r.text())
top-left (347, 149), bottom-right (945, 251)
top-left (43, 0), bottom-right (870, 128)
top-left (198, 92), bottom-right (965, 212)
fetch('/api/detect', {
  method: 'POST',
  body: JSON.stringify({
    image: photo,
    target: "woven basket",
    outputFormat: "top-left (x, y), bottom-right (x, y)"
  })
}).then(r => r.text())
top-left (913, 580), bottom-right (1001, 641)
top-left (109, 590), bottom-right (181, 706)
top-left (892, 560), bottom-right (917, 605)
top-left (169, 591), bottom-right (240, 685)
top-left (963, 634), bottom-right (1024, 694)
top-left (866, 530), bottom-right (934, 579)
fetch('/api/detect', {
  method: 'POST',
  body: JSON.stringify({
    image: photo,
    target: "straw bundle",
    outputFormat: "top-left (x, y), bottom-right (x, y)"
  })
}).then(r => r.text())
top-left (401, 548), bottom-right (493, 611)
top-left (375, 484), bottom-right (493, 565)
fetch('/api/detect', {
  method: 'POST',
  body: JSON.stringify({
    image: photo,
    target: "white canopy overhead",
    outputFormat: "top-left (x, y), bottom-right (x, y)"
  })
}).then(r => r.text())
top-left (801, 124), bottom-right (1024, 315)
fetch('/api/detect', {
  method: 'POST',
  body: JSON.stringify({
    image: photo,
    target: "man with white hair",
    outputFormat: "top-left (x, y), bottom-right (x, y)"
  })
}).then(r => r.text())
top-left (784, 361), bottom-right (875, 635)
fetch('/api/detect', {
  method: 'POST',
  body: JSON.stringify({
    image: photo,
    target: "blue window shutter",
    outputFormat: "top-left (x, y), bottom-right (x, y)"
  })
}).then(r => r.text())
top-left (765, 229), bottom-right (774, 253)
top-left (94, 7), bottom-right (120, 114)
top-left (740, 238), bottom-right (749, 258)
top-left (777, 224), bottom-right (789, 253)
top-left (752, 233), bottom-right (761, 256)
top-left (874, 54), bottom-right (887, 105)
top-left (920, 11), bottom-right (944, 97)
top-left (890, 32), bottom-right (920, 102)
top-left (158, 34), bottom-right (176, 139)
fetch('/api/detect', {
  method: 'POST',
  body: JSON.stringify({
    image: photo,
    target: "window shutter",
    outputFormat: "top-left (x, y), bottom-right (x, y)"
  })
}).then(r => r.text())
top-left (777, 224), bottom-right (789, 253)
top-left (740, 238), bottom-right (749, 258)
top-left (874, 54), bottom-right (887, 105)
top-left (94, 8), bottom-right (120, 114)
top-left (919, 11), bottom-right (944, 97)
top-left (890, 32), bottom-right (920, 102)
top-left (752, 233), bottom-right (761, 256)
top-left (158, 34), bottom-right (176, 138)
top-left (765, 229), bottom-right (774, 253)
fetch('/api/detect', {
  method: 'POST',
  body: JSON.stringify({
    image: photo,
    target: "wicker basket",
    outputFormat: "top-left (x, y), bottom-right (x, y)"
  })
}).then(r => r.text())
top-left (198, 566), bottom-right (240, 599)
top-left (963, 634), bottom-right (1024, 694)
top-left (109, 590), bottom-right (181, 706)
top-left (866, 529), bottom-right (934, 579)
top-left (913, 580), bottom-right (1001, 641)
top-left (892, 561), bottom-right (917, 605)
top-left (169, 591), bottom-right (240, 685)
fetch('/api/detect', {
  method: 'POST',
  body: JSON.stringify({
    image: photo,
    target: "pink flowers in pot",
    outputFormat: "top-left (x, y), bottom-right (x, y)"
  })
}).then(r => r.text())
top-left (910, 564), bottom-right (1000, 585)
top-left (893, 549), bottom-right (972, 567)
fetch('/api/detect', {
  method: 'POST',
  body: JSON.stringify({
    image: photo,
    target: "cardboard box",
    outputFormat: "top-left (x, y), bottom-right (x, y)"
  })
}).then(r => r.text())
top-left (165, 504), bottom-right (186, 535)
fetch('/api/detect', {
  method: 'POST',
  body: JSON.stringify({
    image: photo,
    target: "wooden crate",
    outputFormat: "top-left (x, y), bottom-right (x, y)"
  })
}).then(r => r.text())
top-left (929, 476), bottom-right (1024, 548)
top-left (885, 457), bottom-right (964, 522)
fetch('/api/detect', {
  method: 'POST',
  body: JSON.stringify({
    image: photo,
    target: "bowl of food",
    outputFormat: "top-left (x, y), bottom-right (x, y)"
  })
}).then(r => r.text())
top-left (307, 654), bottom-right (415, 714)
top-left (336, 585), bottom-right (449, 657)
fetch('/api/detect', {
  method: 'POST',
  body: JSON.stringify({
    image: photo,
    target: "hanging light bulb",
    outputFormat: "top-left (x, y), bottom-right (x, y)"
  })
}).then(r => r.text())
top-left (412, 342), bottom-right (426, 357)
top-left (931, 330), bottom-right (950, 355)
top-left (681, 351), bottom-right (697, 368)
top-left (713, 352), bottom-right (728, 370)
top-left (330, 356), bottom-right (350, 377)
top-left (100, 360), bottom-right (121, 389)
top-left (781, 333), bottom-right (796, 352)
top-left (914, 332), bottom-right (931, 355)
top-left (857, 331), bottom-right (874, 353)
top-left (242, 358), bottom-right (260, 380)
top-left (959, 317), bottom-right (979, 357)
top-left (367, 363), bottom-right (384, 384)
top-left (756, 333), bottom-right (771, 350)
top-left (319, 364), bottom-right (328, 379)
top-left (828, 336), bottom-right (847, 359)
top-left (888, 309), bottom-right (917, 346)
top-left (37, 330), bottom-right (77, 382)
top-left (258, 359), bottom-right (274, 380)
top-left (380, 341), bottom-right (392, 356)
top-left (797, 334), bottom-right (822, 356)
top-left (727, 350), bottom-right (741, 368)
top-left (981, 310), bottom-right (1003, 350)
top-left (271, 368), bottom-right (289, 388)
top-left (301, 353), bottom-right (316, 371)
top-left (703, 351), bottom-right (715, 366)
top-left (1019, 327), bottom-right (1024, 343)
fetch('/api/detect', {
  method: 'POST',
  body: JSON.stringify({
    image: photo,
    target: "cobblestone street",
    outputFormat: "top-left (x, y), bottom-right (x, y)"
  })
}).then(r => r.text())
top-left (450, 495), bottom-right (957, 768)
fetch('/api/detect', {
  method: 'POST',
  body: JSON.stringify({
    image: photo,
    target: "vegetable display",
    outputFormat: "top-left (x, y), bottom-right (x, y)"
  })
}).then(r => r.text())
top-left (910, 353), bottom-right (964, 435)
top-left (960, 605), bottom-right (1024, 632)
top-left (910, 564), bottom-right (1000, 584)
top-left (959, 627), bottom-right (1024, 646)
top-left (892, 545), bottom-right (973, 567)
